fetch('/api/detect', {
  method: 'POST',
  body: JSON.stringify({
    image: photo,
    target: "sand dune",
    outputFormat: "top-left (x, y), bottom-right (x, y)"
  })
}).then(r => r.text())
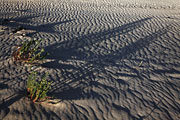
top-left (0, 0), bottom-right (180, 120)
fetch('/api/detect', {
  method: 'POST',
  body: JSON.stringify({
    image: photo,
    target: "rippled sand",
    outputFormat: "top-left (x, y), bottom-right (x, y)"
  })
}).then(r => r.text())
top-left (0, 0), bottom-right (180, 119)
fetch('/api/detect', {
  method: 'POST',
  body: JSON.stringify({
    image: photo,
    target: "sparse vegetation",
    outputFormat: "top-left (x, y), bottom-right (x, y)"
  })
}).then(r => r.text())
top-left (27, 71), bottom-right (52, 103)
top-left (13, 38), bottom-right (48, 63)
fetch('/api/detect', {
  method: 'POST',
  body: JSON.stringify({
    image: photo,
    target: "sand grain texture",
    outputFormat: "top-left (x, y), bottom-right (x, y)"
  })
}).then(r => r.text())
top-left (0, 0), bottom-right (180, 120)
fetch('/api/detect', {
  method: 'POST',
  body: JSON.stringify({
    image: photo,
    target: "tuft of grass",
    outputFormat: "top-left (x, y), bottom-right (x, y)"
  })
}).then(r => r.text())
top-left (13, 38), bottom-right (48, 63)
top-left (27, 71), bottom-right (52, 103)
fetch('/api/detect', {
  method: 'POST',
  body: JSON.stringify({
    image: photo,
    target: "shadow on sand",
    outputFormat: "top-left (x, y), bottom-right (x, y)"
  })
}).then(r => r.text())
top-left (41, 17), bottom-right (168, 101)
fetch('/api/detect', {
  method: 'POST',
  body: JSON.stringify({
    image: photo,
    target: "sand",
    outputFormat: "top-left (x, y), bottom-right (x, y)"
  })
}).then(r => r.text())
top-left (0, 0), bottom-right (180, 119)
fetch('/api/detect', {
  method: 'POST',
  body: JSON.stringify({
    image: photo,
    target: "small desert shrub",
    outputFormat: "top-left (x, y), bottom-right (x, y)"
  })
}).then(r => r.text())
top-left (13, 38), bottom-right (48, 63)
top-left (27, 71), bottom-right (52, 102)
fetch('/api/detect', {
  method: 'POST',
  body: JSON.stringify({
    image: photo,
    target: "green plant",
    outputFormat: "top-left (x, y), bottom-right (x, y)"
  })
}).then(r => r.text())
top-left (13, 38), bottom-right (48, 63)
top-left (27, 71), bottom-right (52, 102)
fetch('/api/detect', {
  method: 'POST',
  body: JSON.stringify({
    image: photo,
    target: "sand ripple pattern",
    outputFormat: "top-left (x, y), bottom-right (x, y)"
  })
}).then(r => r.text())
top-left (0, 0), bottom-right (180, 120)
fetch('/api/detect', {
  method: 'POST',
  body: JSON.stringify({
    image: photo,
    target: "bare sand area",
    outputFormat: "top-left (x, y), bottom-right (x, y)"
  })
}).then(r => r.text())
top-left (0, 0), bottom-right (180, 120)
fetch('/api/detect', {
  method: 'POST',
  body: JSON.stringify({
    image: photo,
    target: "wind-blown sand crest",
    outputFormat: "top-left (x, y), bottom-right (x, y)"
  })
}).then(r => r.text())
top-left (0, 0), bottom-right (180, 120)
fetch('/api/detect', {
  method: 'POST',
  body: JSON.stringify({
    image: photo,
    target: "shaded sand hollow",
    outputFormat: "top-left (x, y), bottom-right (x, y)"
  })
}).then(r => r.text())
top-left (0, 0), bottom-right (180, 120)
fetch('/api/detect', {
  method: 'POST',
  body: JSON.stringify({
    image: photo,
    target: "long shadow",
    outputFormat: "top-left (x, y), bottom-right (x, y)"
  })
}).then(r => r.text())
top-left (44, 17), bottom-right (152, 63)
top-left (0, 90), bottom-right (26, 119)
top-left (96, 27), bottom-right (167, 63)
top-left (0, 90), bottom-right (26, 109)
top-left (42, 17), bottom-right (168, 100)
